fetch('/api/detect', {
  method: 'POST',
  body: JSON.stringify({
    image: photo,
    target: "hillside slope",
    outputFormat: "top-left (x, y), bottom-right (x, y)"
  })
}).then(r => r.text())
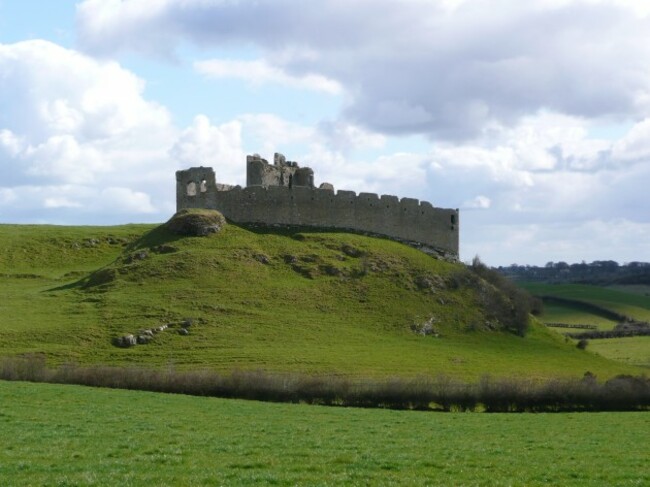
top-left (0, 216), bottom-right (640, 379)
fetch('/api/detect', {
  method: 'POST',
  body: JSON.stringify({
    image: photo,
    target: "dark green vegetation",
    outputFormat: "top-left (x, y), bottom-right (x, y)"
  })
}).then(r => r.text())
top-left (1, 381), bottom-right (648, 486)
top-left (3, 355), bottom-right (648, 412)
top-left (500, 260), bottom-right (650, 285)
top-left (0, 216), bottom-right (642, 379)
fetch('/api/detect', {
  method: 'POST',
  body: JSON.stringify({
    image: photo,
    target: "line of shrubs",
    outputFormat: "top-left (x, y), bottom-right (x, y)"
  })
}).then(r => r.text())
top-left (566, 328), bottom-right (650, 339)
top-left (1, 355), bottom-right (648, 412)
top-left (546, 323), bottom-right (598, 330)
top-left (452, 256), bottom-right (543, 337)
top-left (540, 296), bottom-right (629, 322)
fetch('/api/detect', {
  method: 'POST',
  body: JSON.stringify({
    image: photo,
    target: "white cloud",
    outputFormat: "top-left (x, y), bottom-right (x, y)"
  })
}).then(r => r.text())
top-left (316, 121), bottom-right (386, 154)
top-left (611, 118), bottom-right (650, 161)
top-left (237, 113), bottom-right (315, 158)
top-left (0, 40), bottom-right (182, 222)
top-left (170, 115), bottom-right (246, 185)
top-left (77, 0), bottom-right (650, 140)
top-left (463, 195), bottom-right (491, 209)
top-left (463, 219), bottom-right (650, 266)
top-left (99, 187), bottom-right (156, 213)
top-left (195, 59), bottom-right (342, 94)
top-left (0, 185), bottom-right (156, 220)
top-left (44, 197), bottom-right (83, 209)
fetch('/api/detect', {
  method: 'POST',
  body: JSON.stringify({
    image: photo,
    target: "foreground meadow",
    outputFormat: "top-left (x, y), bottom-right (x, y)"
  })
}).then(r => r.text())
top-left (1, 381), bottom-right (648, 486)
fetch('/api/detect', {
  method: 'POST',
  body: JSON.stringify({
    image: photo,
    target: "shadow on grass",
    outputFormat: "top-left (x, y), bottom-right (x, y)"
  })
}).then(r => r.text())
top-left (47, 224), bottom-right (186, 292)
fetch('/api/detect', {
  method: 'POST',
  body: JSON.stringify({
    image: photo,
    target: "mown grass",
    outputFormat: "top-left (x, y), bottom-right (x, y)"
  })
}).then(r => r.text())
top-left (520, 282), bottom-right (650, 367)
top-left (0, 380), bottom-right (648, 486)
top-left (588, 337), bottom-right (650, 368)
top-left (0, 222), bottom-right (641, 379)
top-left (540, 303), bottom-right (618, 330)
top-left (522, 282), bottom-right (650, 322)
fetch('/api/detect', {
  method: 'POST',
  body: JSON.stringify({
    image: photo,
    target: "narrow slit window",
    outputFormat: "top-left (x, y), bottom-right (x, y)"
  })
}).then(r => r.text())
top-left (200, 179), bottom-right (207, 193)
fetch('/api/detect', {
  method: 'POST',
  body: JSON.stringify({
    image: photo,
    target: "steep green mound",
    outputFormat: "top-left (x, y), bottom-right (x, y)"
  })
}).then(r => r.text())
top-left (0, 220), bottom-right (640, 379)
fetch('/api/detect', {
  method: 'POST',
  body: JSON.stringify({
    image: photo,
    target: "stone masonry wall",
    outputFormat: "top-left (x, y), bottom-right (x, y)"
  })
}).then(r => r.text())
top-left (176, 167), bottom-right (459, 258)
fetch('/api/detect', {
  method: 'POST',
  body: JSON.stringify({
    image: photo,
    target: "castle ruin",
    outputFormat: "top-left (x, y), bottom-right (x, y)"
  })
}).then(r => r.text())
top-left (176, 153), bottom-right (459, 259)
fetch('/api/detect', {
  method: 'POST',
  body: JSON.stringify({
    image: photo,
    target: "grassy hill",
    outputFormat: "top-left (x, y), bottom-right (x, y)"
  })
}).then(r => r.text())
top-left (0, 214), bottom-right (641, 379)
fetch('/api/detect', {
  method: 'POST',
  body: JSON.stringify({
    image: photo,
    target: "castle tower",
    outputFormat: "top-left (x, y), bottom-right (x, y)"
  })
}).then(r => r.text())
top-left (175, 167), bottom-right (216, 210)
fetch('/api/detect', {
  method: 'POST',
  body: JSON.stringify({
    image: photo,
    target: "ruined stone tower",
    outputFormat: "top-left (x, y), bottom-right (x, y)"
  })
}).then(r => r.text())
top-left (176, 153), bottom-right (459, 259)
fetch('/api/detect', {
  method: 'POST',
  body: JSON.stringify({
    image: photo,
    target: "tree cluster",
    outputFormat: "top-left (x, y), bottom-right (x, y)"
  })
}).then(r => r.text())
top-left (498, 260), bottom-right (650, 285)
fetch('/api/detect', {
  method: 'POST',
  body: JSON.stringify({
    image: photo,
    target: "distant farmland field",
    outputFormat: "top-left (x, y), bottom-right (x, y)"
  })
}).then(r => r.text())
top-left (1, 381), bottom-right (648, 486)
top-left (522, 283), bottom-right (650, 323)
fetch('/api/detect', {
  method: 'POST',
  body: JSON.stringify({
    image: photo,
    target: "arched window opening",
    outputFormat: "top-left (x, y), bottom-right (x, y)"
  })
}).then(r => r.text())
top-left (200, 179), bottom-right (207, 193)
top-left (186, 181), bottom-right (197, 196)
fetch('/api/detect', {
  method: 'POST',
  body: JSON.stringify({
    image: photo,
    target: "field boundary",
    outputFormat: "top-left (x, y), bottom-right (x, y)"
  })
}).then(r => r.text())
top-left (2, 355), bottom-right (648, 413)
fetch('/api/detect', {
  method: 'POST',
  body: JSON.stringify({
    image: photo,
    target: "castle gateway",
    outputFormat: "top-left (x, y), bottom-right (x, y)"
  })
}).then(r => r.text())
top-left (176, 153), bottom-right (459, 260)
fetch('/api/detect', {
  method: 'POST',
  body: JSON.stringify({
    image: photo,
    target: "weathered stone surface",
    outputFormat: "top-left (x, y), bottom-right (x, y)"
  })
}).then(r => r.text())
top-left (411, 317), bottom-right (440, 337)
top-left (137, 335), bottom-right (152, 344)
top-left (125, 250), bottom-right (148, 263)
top-left (319, 182), bottom-right (334, 191)
top-left (114, 334), bottom-right (137, 347)
top-left (166, 209), bottom-right (226, 236)
top-left (178, 328), bottom-right (189, 336)
top-left (175, 153), bottom-right (459, 259)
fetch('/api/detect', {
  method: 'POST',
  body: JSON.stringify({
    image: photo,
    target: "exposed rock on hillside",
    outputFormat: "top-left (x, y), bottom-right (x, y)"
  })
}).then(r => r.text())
top-left (166, 209), bottom-right (226, 236)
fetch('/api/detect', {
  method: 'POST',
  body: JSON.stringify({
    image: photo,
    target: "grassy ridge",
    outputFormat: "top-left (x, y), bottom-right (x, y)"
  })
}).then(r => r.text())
top-left (0, 222), bottom-right (641, 379)
top-left (1, 380), bottom-right (649, 486)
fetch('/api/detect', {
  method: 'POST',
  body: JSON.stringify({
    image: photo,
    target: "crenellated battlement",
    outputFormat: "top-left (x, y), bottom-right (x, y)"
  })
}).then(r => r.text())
top-left (176, 153), bottom-right (459, 259)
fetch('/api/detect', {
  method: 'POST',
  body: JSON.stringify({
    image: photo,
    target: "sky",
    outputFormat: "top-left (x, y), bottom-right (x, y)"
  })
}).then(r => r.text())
top-left (1, 0), bottom-right (649, 266)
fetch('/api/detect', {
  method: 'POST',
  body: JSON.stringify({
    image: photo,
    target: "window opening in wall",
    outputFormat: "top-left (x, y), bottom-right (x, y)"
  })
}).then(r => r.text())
top-left (451, 214), bottom-right (456, 225)
top-left (186, 181), bottom-right (197, 196)
top-left (200, 179), bottom-right (207, 193)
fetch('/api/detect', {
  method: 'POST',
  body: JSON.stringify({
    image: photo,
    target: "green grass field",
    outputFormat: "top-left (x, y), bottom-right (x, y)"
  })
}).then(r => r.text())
top-left (0, 221), bottom-right (639, 380)
top-left (522, 283), bottom-right (650, 323)
top-left (520, 282), bottom-right (650, 368)
top-left (536, 303), bottom-right (618, 330)
top-left (587, 337), bottom-right (650, 368)
top-left (0, 380), bottom-right (648, 486)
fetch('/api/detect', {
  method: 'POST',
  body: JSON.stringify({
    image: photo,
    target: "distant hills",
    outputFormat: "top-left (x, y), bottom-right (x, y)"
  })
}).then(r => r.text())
top-left (498, 261), bottom-right (650, 285)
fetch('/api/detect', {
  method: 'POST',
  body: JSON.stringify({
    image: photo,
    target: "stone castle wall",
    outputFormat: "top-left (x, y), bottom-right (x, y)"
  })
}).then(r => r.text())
top-left (176, 165), bottom-right (459, 258)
